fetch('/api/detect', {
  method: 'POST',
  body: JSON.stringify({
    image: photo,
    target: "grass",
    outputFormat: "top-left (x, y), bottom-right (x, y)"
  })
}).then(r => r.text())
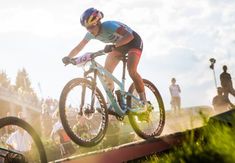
top-left (142, 111), bottom-right (235, 163)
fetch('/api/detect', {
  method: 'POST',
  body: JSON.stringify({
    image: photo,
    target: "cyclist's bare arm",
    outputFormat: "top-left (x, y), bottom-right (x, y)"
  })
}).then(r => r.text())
top-left (68, 39), bottom-right (89, 58)
top-left (178, 85), bottom-right (181, 93)
top-left (115, 28), bottom-right (134, 47)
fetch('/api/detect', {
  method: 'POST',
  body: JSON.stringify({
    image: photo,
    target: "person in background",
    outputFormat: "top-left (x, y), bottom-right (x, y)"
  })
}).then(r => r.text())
top-left (212, 87), bottom-right (230, 112)
top-left (41, 104), bottom-right (52, 137)
top-left (220, 65), bottom-right (235, 108)
top-left (6, 112), bottom-right (33, 153)
top-left (50, 110), bottom-right (75, 157)
top-left (169, 78), bottom-right (181, 113)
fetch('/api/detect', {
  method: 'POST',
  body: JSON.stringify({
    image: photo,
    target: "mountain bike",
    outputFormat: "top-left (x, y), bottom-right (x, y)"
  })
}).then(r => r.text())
top-left (59, 49), bottom-right (165, 147)
top-left (0, 116), bottom-right (47, 163)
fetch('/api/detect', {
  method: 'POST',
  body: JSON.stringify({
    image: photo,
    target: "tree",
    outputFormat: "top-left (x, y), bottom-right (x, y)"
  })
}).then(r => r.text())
top-left (0, 70), bottom-right (11, 87)
top-left (15, 68), bottom-right (33, 92)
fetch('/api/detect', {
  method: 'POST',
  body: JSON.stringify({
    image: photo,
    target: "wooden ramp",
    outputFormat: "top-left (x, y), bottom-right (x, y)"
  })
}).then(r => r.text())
top-left (51, 130), bottom-right (201, 163)
top-left (50, 106), bottom-right (222, 163)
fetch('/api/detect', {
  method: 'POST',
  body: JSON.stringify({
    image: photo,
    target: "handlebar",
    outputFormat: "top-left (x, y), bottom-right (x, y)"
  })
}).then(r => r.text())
top-left (64, 50), bottom-right (106, 66)
top-left (90, 50), bottom-right (106, 59)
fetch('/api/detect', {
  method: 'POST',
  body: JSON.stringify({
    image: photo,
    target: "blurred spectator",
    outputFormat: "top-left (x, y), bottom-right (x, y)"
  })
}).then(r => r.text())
top-left (169, 78), bottom-right (181, 113)
top-left (6, 127), bottom-right (32, 153)
top-left (41, 104), bottom-right (53, 137)
top-left (212, 87), bottom-right (230, 111)
top-left (50, 110), bottom-right (75, 157)
top-left (6, 112), bottom-right (33, 153)
top-left (220, 65), bottom-right (235, 107)
top-left (73, 115), bottom-right (91, 139)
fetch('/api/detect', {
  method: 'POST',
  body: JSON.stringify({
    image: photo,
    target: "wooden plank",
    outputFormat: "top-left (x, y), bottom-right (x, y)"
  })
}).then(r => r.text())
top-left (52, 128), bottom-right (202, 163)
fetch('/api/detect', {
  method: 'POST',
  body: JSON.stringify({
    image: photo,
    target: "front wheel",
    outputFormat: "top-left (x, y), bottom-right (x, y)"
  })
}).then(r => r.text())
top-left (127, 79), bottom-right (165, 139)
top-left (59, 78), bottom-right (108, 147)
top-left (0, 117), bottom-right (47, 163)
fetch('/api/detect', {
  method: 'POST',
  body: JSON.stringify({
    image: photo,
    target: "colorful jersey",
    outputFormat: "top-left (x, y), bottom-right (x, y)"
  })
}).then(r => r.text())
top-left (84, 21), bottom-right (133, 43)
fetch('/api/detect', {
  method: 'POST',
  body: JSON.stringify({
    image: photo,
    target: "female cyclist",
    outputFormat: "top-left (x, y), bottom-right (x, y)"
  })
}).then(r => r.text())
top-left (62, 8), bottom-right (147, 113)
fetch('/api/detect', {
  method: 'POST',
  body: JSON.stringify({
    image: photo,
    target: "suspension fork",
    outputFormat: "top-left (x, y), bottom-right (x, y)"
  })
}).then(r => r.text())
top-left (80, 70), bottom-right (97, 113)
top-left (90, 70), bottom-right (97, 110)
top-left (80, 83), bottom-right (86, 114)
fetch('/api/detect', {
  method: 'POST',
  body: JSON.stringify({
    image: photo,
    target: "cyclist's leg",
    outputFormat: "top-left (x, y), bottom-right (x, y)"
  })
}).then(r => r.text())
top-left (223, 88), bottom-right (229, 100)
top-left (230, 87), bottom-right (235, 97)
top-left (177, 96), bottom-right (181, 109)
top-left (127, 48), bottom-right (146, 102)
top-left (228, 87), bottom-right (235, 107)
top-left (224, 87), bottom-right (234, 107)
top-left (171, 97), bottom-right (176, 113)
top-left (104, 50), bottom-right (122, 91)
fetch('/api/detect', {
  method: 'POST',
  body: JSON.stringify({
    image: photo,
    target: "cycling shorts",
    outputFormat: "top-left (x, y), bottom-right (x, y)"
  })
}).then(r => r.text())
top-left (114, 31), bottom-right (143, 57)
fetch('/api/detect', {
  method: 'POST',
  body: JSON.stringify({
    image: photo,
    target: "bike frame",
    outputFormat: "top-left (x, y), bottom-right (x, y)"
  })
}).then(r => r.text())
top-left (83, 52), bottom-right (141, 117)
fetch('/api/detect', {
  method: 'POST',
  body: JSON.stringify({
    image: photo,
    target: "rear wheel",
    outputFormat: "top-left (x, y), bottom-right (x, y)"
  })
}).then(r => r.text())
top-left (127, 79), bottom-right (165, 139)
top-left (59, 78), bottom-right (108, 147)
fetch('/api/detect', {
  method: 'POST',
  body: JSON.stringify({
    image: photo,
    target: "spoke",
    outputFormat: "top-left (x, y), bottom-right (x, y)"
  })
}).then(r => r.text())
top-left (63, 81), bottom-right (106, 143)
top-left (130, 83), bottom-right (163, 137)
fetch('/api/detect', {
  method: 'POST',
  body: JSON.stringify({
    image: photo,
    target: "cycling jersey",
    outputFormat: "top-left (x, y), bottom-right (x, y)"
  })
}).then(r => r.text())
top-left (84, 21), bottom-right (133, 43)
top-left (84, 21), bottom-right (143, 54)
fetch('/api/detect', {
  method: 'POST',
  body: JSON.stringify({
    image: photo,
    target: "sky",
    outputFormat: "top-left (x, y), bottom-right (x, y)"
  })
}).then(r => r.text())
top-left (0, 0), bottom-right (235, 109)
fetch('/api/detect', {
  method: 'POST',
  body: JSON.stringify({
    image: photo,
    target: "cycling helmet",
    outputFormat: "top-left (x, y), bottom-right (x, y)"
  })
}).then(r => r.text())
top-left (80, 8), bottom-right (103, 27)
